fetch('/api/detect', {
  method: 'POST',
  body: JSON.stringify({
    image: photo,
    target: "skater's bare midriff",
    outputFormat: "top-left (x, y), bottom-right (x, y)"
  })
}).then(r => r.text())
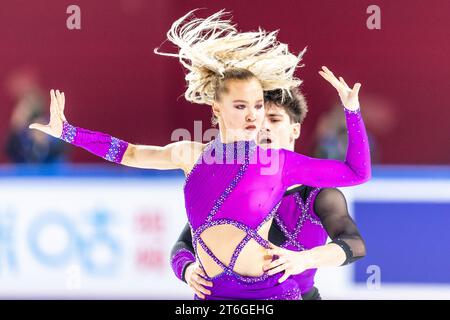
top-left (195, 217), bottom-right (273, 278)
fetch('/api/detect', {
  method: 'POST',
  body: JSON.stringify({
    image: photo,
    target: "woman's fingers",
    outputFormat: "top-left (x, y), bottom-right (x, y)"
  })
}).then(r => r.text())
top-left (28, 123), bottom-right (50, 135)
top-left (193, 265), bottom-right (213, 286)
top-left (57, 90), bottom-right (65, 110)
top-left (61, 92), bottom-right (66, 112)
top-left (346, 83), bottom-right (361, 108)
top-left (322, 65), bottom-right (332, 72)
top-left (56, 90), bottom-right (63, 113)
top-left (55, 90), bottom-right (64, 118)
top-left (56, 90), bottom-right (62, 105)
top-left (339, 76), bottom-right (350, 89)
top-left (318, 70), bottom-right (331, 82)
top-left (351, 83), bottom-right (362, 97)
top-left (29, 123), bottom-right (45, 131)
top-left (321, 66), bottom-right (349, 91)
top-left (187, 267), bottom-right (212, 295)
top-left (323, 66), bottom-right (345, 87)
top-left (320, 67), bottom-right (361, 109)
top-left (322, 65), bottom-right (336, 76)
top-left (50, 89), bottom-right (62, 119)
top-left (29, 90), bottom-right (64, 138)
top-left (50, 89), bottom-right (67, 122)
top-left (319, 70), bottom-right (341, 90)
top-left (50, 89), bottom-right (58, 116)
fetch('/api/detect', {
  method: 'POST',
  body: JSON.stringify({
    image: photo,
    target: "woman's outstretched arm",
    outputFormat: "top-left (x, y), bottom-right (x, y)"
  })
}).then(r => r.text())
top-left (29, 89), bottom-right (203, 172)
top-left (282, 66), bottom-right (371, 188)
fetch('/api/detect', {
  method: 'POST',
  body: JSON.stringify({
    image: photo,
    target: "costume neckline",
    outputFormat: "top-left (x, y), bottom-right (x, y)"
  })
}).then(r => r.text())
top-left (211, 134), bottom-right (257, 149)
top-left (209, 134), bottom-right (257, 163)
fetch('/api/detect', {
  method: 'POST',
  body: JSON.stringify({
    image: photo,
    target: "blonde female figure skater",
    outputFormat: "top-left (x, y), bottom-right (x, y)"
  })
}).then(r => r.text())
top-left (171, 88), bottom-right (367, 300)
top-left (29, 10), bottom-right (370, 300)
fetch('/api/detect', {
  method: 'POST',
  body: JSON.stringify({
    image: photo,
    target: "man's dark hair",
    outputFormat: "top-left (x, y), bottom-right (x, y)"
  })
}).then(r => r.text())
top-left (264, 88), bottom-right (308, 124)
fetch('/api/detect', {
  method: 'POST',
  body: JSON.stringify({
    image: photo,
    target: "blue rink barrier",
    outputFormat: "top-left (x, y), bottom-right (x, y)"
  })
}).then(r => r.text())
top-left (351, 165), bottom-right (450, 285)
top-left (1, 163), bottom-right (449, 287)
top-left (354, 201), bottom-right (450, 284)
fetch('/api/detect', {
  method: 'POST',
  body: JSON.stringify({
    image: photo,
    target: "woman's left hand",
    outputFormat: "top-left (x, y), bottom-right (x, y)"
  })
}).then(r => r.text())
top-left (263, 243), bottom-right (314, 283)
top-left (318, 66), bottom-right (361, 111)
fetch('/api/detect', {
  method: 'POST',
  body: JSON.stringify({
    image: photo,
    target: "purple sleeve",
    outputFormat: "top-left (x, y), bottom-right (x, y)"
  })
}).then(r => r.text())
top-left (171, 248), bottom-right (195, 282)
top-left (60, 121), bottom-right (129, 163)
top-left (282, 108), bottom-right (371, 188)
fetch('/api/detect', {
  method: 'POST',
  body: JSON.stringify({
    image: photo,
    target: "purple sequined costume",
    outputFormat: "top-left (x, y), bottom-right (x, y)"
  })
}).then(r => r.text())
top-left (183, 108), bottom-right (370, 300)
top-left (59, 108), bottom-right (369, 300)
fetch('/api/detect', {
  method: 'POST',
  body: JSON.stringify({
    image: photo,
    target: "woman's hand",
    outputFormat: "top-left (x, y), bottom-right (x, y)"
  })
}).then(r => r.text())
top-left (29, 89), bottom-right (66, 138)
top-left (263, 243), bottom-right (314, 283)
top-left (184, 261), bottom-right (213, 299)
top-left (318, 66), bottom-right (361, 111)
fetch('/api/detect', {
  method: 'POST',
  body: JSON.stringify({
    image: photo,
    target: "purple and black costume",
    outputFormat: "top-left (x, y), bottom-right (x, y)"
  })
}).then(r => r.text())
top-left (59, 108), bottom-right (370, 300)
top-left (172, 185), bottom-right (366, 300)
top-left (176, 108), bottom-right (370, 300)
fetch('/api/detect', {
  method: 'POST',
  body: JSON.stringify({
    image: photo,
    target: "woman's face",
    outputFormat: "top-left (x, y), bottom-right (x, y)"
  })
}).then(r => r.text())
top-left (212, 78), bottom-right (265, 142)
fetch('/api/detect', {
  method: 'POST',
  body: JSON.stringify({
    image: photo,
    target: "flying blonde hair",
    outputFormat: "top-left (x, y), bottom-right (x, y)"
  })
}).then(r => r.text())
top-left (154, 9), bottom-right (307, 105)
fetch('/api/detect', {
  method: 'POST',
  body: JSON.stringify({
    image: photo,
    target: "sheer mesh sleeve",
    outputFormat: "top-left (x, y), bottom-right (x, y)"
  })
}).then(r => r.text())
top-left (268, 218), bottom-right (287, 246)
top-left (313, 188), bottom-right (367, 265)
top-left (170, 223), bottom-right (195, 282)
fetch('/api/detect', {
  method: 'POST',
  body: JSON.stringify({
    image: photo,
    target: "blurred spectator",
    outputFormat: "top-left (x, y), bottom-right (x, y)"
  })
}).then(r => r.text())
top-left (4, 67), bottom-right (68, 164)
top-left (313, 96), bottom-right (396, 163)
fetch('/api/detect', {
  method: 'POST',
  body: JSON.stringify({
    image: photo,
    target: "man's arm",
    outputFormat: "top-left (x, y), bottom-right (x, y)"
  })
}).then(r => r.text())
top-left (305, 188), bottom-right (367, 267)
top-left (170, 223), bottom-right (196, 282)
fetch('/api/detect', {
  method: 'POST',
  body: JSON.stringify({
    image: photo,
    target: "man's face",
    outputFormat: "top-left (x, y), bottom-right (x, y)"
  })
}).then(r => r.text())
top-left (258, 102), bottom-right (300, 150)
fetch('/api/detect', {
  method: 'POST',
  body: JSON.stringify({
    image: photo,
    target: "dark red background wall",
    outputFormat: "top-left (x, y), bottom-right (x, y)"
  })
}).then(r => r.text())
top-left (0, 0), bottom-right (448, 164)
